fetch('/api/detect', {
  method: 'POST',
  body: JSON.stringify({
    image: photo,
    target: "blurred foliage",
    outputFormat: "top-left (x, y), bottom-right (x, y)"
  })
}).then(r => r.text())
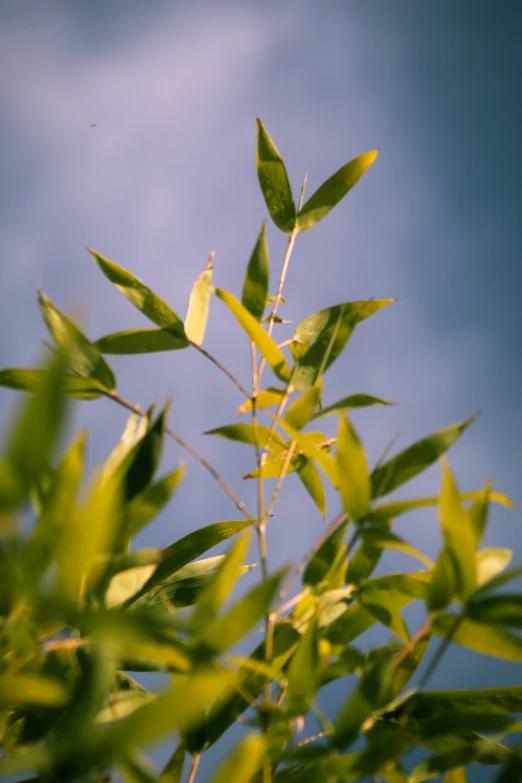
top-left (0, 119), bottom-right (520, 783)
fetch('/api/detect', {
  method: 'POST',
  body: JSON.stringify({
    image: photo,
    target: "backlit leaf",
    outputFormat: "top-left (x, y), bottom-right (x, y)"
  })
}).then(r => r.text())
top-left (296, 150), bottom-right (379, 232)
top-left (204, 422), bottom-right (286, 451)
top-left (184, 255), bottom-right (213, 345)
top-left (209, 734), bottom-right (266, 783)
top-left (438, 460), bottom-right (477, 601)
top-left (0, 368), bottom-right (106, 399)
top-left (337, 415), bottom-right (370, 521)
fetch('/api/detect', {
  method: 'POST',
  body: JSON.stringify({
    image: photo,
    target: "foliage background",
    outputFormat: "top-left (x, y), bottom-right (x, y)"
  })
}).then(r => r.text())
top-left (1, 1), bottom-right (521, 779)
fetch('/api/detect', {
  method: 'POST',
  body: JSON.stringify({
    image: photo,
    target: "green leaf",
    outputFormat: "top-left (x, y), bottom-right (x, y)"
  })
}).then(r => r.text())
top-left (367, 490), bottom-right (512, 524)
top-left (389, 626), bottom-right (432, 698)
top-left (135, 519), bottom-right (253, 599)
top-left (332, 659), bottom-right (390, 750)
top-left (337, 415), bottom-right (370, 521)
top-left (89, 248), bottom-right (187, 335)
top-left (185, 255), bottom-right (213, 345)
top-left (158, 741), bottom-right (185, 783)
top-left (438, 460), bottom-right (477, 601)
top-left (242, 221), bottom-right (270, 321)
top-left (236, 387), bottom-right (284, 415)
top-left (285, 385), bottom-right (322, 430)
top-left (204, 422), bottom-right (286, 451)
top-left (6, 352), bottom-right (68, 500)
top-left (427, 547), bottom-right (458, 612)
top-left (123, 466), bottom-right (185, 539)
top-left (296, 150), bottom-right (379, 232)
top-left (96, 328), bottom-right (189, 353)
top-left (356, 584), bottom-right (410, 641)
top-left (214, 288), bottom-right (291, 382)
top-left (0, 368), bottom-right (106, 399)
top-left (371, 415), bottom-right (477, 499)
top-left (37, 291), bottom-right (116, 388)
top-left (358, 528), bottom-right (434, 569)
top-left (208, 733), bottom-right (266, 783)
top-left (256, 118), bottom-right (295, 233)
top-left (192, 531), bottom-right (252, 630)
top-left (106, 563), bottom-right (159, 608)
top-left (198, 569), bottom-right (285, 656)
top-left (467, 595), bottom-right (522, 628)
top-left (286, 615), bottom-right (319, 716)
top-left (304, 520), bottom-right (349, 587)
top-left (296, 457), bottom-right (327, 519)
top-left (313, 393), bottom-right (393, 420)
top-left (291, 300), bottom-right (393, 390)
top-left (476, 562), bottom-right (522, 595)
top-left (433, 613), bottom-right (522, 661)
top-left (120, 406), bottom-right (168, 503)
top-left (277, 418), bottom-right (338, 486)
top-left (0, 674), bottom-right (69, 708)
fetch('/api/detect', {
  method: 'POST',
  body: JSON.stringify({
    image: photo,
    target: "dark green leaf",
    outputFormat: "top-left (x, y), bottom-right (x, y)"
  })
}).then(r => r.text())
top-left (96, 328), bottom-right (189, 354)
top-left (214, 288), bottom-right (291, 382)
top-left (438, 460), bottom-right (477, 600)
top-left (371, 415), bottom-right (477, 499)
top-left (121, 406), bottom-right (168, 503)
top-left (184, 255), bottom-right (213, 345)
top-left (158, 741), bottom-right (185, 783)
top-left (296, 150), bottom-right (379, 232)
top-left (241, 221), bottom-right (270, 321)
top-left (389, 627), bottom-right (432, 698)
top-left (304, 520), bottom-right (349, 586)
top-left (89, 248), bottom-right (186, 335)
top-left (467, 595), bottom-right (522, 628)
top-left (332, 659), bottom-right (390, 750)
top-left (312, 393), bottom-right (393, 420)
top-left (256, 118), bottom-right (295, 233)
top-left (0, 368), bottom-right (106, 399)
top-left (123, 466), bottom-right (185, 538)
top-left (37, 291), bottom-right (116, 388)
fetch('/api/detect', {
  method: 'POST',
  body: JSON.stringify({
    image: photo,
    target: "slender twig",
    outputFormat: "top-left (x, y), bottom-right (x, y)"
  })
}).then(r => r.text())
top-left (107, 390), bottom-right (255, 521)
top-left (266, 229), bottom-right (298, 342)
top-left (187, 754), bottom-right (200, 783)
top-left (417, 611), bottom-right (465, 690)
top-left (192, 341), bottom-right (250, 398)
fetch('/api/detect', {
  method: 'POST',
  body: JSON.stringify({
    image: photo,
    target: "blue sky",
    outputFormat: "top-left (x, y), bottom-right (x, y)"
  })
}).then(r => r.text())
top-left (1, 1), bottom-right (521, 779)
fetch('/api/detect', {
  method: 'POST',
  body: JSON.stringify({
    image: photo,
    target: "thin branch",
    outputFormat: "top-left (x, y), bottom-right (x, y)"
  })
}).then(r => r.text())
top-left (192, 341), bottom-right (250, 398)
top-left (187, 754), bottom-right (200, 783)
top-left (107, 390), bottom-right (255, 521)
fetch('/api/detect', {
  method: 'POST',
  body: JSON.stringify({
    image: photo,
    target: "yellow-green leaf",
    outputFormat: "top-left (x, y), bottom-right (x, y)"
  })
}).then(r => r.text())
top-left (256, 118), bottom-right (295, 233)
top-left (337, 414), bottom-right (370, 521)
top-left (184, 255), bottom-right (213, 345)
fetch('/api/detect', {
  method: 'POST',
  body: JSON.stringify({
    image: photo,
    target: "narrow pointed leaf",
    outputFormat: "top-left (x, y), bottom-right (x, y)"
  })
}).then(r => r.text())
top-left (89, 248), bottom-right (186, 335)
top-left (296, 457), bottom-right (327, 518)
top-left (337, 414), bottom-right (370, 521)
top-left (123, 466), bottom-right (185, 538)
top-left (433, 613), bottom-right (522, 661)
top-left (304, 520), bottom-right (348, 588)
top-left (277, 417), bottom-right (338, 486)
top-left (285, 385), bottom-right (322, 430)
top-left (184, 255), bottom-right (213, 345)
top-left (214, 288), bottom-right (291, 381)
top-left (0, 368), bottom-right (106, 399)
top-left (439, 460), bottom-right (477, 600)
top-left (209, 734), bottom-right (266, 783)
top-left (96, 328), bottom-right (189, 353)
top-left (120, 406), bottom-right (168, 503)
top-left (192, 531), bottom-right (252, 630)
top-left (476, 548), bottom-right (513, 588)
top-left (236, 387), bottom-right (284, 415)
top-left (38, 291), bottom-right (116, 388)
top-left (332, 659), bottom-right (390, 750)
top-left (158, 741), bottom-right (185, 783)
top-left (389, 626), bottom-right (432, 698)
top-left (371, 415), bottom-right (477, 499)
top-left (368, 490), bottom-right (512, 523)
top-left (295, 300), bottom-right (393, 343)
top-left (286, 615), bottom-right (319, 716)
top-left (428, 547), bottom-right (458, 612)
top-left (297, 150), bottom-right (379, 232)
top-left (198, 569), bottom-right (285, 655)
top-left (313, 392), bottom-right (393, 420)
top-left (204, 422), bottom-right (286, 450)
top-left (241, 221), bottom-right (270, 321)
top-left (467, 595), bottom-right (522, 628)
top-left (256, 118), bottom-right (295, 232)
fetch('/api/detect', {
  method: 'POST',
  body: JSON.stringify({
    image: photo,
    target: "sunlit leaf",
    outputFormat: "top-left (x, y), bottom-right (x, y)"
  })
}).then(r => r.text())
top-left (204, 422), bottom-right (286, 451)
top-left (296, 150), bottom-right (379, 232)
top-left (236, 387), bottom-right (284, 415)
top-left (96, 328), bottom-right (189, 353)
top-left (256, 118), bottom-right (295, 233)
top-left (337, 415), bottom-right (370, 521)
top-left (214, 288), bottom-right (291, 381)
top-left (476, 548), bottom-right (513, 588)
top-left (192, 531), bottom-right (252, 631)
top-left (241, 221), bottom-right (270, 321)
top-left (367, 490), bottom-right (512, 523)
top-left (476, 563), bottom-right (522, 595)
top-left (157, 741), bottom-right (185, 783)
top-left (296, 457), bottom-right (327, 518)
top-left (286, 615), bottom-right (319, 716)
top-left (0, 674), bottom-right (69, 708)
top-left (433, 614), bottom-right (522, 661)
top-left (185, 255), bottom-right (213, 345)
top-left (37, 290), bottom-right (116, 388)
top-left (371, 415), bottom-right (477, 499)
top-left (438, 460), bottom-right (477, 601)
top-left (89, 248), bottom-right (187, 335)
top-left (123, 466), bottom-right (185, 539)
top-left (427, 547), bottom-right (458, 612)
top-left (285, 385), bottom-right (322, 430)
top-left (209, 733), bottom-right (266, 783)
top-left (277, 418), bottom-right (338, 486)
